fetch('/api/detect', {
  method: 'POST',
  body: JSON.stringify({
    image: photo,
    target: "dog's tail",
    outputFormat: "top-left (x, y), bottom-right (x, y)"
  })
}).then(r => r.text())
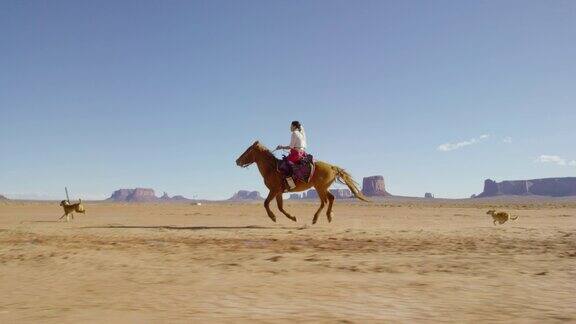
top-left (77, 199), bottom-right (86, 213)
top-left (510, 214), bottom-right (519, 220)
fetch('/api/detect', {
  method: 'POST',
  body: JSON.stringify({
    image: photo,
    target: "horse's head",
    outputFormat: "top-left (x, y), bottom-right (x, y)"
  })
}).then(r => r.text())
top-left (236, 141), bottom-right (261, 167)
top-left (486, 209), bottom-right (495, 215)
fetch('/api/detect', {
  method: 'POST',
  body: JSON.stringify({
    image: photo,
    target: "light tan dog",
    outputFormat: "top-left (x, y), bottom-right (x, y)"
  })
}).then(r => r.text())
top-left (59, 199), bottom-right (86, 222)
top-left (487, 209), bottom-right (518, 225)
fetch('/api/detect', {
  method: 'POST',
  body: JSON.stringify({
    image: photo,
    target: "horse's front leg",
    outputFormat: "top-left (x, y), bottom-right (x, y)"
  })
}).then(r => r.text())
top-left (276, 194), bottom-right (297, 222)
top-left (263, 191), bottom-right (277, 222)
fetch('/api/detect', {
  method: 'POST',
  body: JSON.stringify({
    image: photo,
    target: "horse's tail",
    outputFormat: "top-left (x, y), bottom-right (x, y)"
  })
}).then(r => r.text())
top-left (332, 166), bottom-right (370, 202)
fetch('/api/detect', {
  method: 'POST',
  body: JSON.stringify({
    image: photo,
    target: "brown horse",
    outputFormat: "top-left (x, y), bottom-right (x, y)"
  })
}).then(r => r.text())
top-left (235, 141), bottom-right (369, 224)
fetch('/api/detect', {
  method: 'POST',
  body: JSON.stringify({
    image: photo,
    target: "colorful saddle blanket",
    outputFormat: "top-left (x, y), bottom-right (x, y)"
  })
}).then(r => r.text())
top-left (278, 154), bottom-right (315, 183)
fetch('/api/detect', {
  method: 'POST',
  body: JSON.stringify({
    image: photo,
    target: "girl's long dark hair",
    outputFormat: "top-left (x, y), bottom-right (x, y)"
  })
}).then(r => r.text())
top-left (291, 120), bottom-right (302, 131)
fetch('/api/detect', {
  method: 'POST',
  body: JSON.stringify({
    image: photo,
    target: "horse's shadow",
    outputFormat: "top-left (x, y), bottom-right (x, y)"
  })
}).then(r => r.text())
top-left (81, 225), bottom-right (306, 231)
top-left (20, 220), bottom-right (61, 224)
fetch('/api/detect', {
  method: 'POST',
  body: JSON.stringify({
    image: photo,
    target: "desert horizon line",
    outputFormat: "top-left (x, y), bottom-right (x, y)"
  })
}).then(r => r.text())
top-left (3, 175), bottom-right (576, 201)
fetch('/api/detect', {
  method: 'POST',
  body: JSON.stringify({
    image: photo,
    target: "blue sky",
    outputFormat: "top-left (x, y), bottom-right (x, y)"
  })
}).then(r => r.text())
top-left (1, 0), bottom-right (575, 200)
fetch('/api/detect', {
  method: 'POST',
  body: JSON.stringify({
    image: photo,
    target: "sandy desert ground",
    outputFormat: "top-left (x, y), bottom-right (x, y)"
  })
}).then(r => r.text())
top-left (0, 199), bottom-right (575, 323)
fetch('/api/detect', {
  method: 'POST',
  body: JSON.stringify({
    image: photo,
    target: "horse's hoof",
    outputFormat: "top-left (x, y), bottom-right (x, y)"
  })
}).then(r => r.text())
top-left (289, 216), bottom-right (297, 222)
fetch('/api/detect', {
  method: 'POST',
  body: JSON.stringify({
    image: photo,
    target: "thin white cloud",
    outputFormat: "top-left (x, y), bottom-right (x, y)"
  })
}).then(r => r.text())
top-left (502, 136), bottom-right (512, 144)
top-left (437, 134), bottom-right (490, 152)
top-left (535, 155), bottom-right (576, 167)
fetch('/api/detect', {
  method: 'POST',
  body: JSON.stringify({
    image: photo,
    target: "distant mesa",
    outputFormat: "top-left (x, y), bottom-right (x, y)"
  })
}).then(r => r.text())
top-left (362, 176), bottom-right (391, 197)
top-left (228, 190), bottom-right (263, 201)
top-left (424, 192), bottom-right (434, 199)
top-left (107, 188), bottom-right (157, 202)
top-left (0, 194), bottom-right (8, 201)
top-left (170, 195), bottom-right (190, 201)
top-left (329, 188), bottom-right (352, 199)
top-left (475, 177), bottom-right (576, 198)
top-left (289, 190), bottom-right (317, 199)
top-left (159, 192), bottom-right (191, 202)
top-left (289, 193), bottom-right (301, 200)
top-left (305, 190), bottom-right (319, 199)
top-left (106, 188), bottom-right (191, 202)
top-left (289, 188), bottom-right (352, 200)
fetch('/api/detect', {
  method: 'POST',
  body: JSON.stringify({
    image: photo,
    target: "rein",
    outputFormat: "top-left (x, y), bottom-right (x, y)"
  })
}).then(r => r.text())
top-left (249, 147), bottom-right (280, 172)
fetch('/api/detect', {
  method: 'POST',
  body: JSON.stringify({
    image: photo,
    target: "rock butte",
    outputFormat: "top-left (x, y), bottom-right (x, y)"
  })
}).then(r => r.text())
top-left (362, 175), bottom-right (392, 197)
top-left (228, 190), bottom-right (263, 201)
top-left (107, 188), bottom-right (191, 202)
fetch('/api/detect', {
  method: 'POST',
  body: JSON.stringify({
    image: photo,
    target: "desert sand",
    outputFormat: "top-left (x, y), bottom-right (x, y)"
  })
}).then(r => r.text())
top-left (0, 199), bottom-right (574, 322)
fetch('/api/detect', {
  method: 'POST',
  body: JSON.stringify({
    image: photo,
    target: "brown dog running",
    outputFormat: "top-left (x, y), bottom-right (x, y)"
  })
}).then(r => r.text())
top-left (487, 209), bottom-right (518, 225)
top-left (59, 199), bottom-right (86, 222)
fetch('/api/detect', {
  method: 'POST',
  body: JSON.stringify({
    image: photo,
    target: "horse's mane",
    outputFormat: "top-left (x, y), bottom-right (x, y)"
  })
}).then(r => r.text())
top-left (254, 143), bottom-right (280, 163)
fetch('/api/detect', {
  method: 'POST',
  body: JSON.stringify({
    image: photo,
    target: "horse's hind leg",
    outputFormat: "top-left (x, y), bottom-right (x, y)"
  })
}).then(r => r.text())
top-left (276, 194), bottom-right (297, 222)
top-left (264, 191), bottom-right (277, 223)
top-left (326, 191), bottom-right (335, 223)
top-left (312, 189), bottom-right (328, 225)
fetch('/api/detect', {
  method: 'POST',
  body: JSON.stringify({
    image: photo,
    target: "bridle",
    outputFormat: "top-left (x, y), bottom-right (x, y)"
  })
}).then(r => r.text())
top-left (237, 148), bottom-right (253, 168)
top-left (238, 144), bottom-right (283, 170)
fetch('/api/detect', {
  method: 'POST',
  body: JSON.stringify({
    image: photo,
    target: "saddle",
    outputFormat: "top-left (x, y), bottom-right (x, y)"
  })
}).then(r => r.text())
top-left (278, 153), bottom-right (315, 183)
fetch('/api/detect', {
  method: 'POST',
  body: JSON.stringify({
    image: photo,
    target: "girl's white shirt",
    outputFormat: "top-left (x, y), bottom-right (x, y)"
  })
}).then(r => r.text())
top-left (290, 127), bottom-right (307, 149)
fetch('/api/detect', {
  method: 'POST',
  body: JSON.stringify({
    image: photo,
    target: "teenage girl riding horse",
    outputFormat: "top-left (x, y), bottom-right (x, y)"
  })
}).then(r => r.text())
top-left (236, 121), bottom-right (369, 224)
top-left (276, 121), bottom-right (307, 190)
